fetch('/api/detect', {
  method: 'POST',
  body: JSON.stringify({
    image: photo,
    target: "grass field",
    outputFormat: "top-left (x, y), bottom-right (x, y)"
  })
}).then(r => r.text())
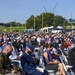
top-left (0, 26), bottom-right (25, 32)
top-left (0, 25), bottom-right (74, 32)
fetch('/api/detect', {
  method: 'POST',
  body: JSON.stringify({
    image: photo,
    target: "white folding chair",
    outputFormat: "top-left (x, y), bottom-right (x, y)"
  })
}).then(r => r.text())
top-left (59, 50), bottom-right (74, 75)
top-left (11, 60), bottom-right (22, 69)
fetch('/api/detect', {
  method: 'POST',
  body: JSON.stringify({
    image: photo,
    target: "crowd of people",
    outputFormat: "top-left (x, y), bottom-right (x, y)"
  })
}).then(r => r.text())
top-left (0, 31), bottom-right (75, 75)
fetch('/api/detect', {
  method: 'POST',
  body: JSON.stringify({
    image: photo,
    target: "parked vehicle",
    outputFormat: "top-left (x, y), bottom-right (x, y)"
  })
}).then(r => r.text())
top-left (22, 29), bottom-right (34, 34)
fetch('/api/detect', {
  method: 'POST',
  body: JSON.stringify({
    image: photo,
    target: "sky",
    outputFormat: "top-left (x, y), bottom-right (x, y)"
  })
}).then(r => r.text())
top-left (0, 0), bottom-right (75, 24)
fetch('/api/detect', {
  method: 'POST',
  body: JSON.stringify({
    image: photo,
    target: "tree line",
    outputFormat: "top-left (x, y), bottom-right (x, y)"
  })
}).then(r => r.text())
top-left (0, 12), bottom-right (75, 30)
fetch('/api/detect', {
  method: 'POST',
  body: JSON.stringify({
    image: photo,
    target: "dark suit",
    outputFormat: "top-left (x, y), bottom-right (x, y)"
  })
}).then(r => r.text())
top-left (20, 52), bottom-right (48, 75)
top-left (68, 47), bottom-right (75, 67)
top-left (68, 47), bottom-right (75, 73)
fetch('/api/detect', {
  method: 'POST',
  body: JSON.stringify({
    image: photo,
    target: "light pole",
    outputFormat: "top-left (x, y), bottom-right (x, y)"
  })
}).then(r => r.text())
top-left (34, 11), bottom-right (35, 32)
top-left (42, 11), bottom-right (44, 28)
top-left (71, 14), bottom-right (73, 29)
top-left (25, 21), bottom-right (26, 30)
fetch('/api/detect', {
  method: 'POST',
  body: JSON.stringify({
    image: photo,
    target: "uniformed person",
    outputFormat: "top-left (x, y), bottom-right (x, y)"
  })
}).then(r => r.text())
top-left (20, 44), bottom-right (49, 75)
top-left (0, 45), bottom-right (18, 74)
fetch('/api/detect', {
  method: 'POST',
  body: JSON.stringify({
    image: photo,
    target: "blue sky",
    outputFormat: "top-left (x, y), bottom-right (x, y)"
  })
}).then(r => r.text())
top-left (0, 0), bottom-right (75, 24)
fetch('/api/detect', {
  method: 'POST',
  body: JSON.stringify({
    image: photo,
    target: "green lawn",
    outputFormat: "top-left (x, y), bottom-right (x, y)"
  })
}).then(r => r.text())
top-left (0, 26), bottom-right (25, 32)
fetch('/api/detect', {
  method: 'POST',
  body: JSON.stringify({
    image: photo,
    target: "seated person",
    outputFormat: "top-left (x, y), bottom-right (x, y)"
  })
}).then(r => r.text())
top-left (45, 43), bottom-right (61, 61)
top-left (9, 41), bottom-right (22, 60)
top-left (31, 54), bottom-right (40, 66)
top-left (20, 44), bottom-right (49, 75)
top-left (68, 47), bottom-right (75, 73)
top-left (0, 45), bottom-right (20, 74)
top-left (43, 43), bottom-right (65, 75)
top-left (54, 38), bottom-right (62, 55)
top-left (0, 41), bottom-right (3, 52)
top-left (51, 47), bottom-right (61, 61)
top-left (33, 58), bottom-right (40, 66)
top-left (9, 47), bottom-right (18, 60)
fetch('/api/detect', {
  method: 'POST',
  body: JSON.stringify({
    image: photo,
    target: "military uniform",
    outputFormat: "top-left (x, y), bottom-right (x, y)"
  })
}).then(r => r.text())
top-left (21, 52), bottom-right (49, 75)
top-left (0, 52), bottom-right (12, 74)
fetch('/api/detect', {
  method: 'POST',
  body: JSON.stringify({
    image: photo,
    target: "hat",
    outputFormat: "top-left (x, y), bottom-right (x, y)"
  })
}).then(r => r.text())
top-left (27, 44), bottom-right (34, 52)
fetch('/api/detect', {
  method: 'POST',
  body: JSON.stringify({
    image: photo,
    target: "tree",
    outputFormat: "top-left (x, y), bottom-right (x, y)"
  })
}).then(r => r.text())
top-left (54, 15), bottom-right (66, 26)
top-left (26, 12), bottom-right (68, 30)
top-left (16, 22), bottom-right (22, 27)
top-left (8, 21), bottom-right (16, 27)
top-left (26, 15), bottom-right (34, 29)
top-left (8, 21), bottom-right (22, 27)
